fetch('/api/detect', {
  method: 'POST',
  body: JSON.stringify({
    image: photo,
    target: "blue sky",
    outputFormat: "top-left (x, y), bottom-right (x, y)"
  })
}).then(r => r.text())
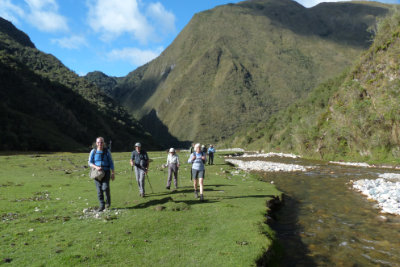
top-left (1, 0), bottom-right (399, 77)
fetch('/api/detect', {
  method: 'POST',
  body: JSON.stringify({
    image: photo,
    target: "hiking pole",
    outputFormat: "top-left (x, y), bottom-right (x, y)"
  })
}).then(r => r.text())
top-left (130, 166), bottom-right (134, 191)
top-left (146, 173), bottom-right (154, 193)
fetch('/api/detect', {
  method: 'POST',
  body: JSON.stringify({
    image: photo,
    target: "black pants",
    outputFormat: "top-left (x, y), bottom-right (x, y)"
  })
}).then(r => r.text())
top-left (208, 153), bottom-right (214, 165)
top-left (94, 170), bottom-right (111, 208)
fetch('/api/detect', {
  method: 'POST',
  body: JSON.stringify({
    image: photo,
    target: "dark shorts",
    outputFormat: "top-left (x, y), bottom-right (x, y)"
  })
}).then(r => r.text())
top-left (192, 169), bottom-right (205, 179)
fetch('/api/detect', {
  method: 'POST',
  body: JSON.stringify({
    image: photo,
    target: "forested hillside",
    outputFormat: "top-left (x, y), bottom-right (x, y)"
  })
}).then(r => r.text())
top-left (107, 0), bottom-right (389, 144)
top-left (0, 18), bottom-right (158, 151)
top-left (231, 11), bottom-right (400, 162)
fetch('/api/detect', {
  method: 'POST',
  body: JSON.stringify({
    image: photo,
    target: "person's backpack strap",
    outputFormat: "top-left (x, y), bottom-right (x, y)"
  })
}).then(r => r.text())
top-left (101, 148), bottom-right (108, 167)
top-left (94, 148), bottom-right (108, 167)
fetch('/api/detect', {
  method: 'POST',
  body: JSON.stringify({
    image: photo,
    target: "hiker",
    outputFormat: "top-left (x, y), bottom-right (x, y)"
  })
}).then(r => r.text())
top-left (208, 144), bottom-right (216, 165)
top-left (201, 144), bottom-right (207, 154)
top-left (166, 148), bottom-right (180, 190)
top-left (189, 143), bottom-right (195, 154)
top-left (88, 137), bottom-right (115, 212)
top-left (130, 142), bottom-right (149, 197)
top-left (188, 143), bottom-right (206, 201)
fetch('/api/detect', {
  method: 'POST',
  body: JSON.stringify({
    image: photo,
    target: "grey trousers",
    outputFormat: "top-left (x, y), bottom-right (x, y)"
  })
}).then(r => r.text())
top-left (167, 163), bottom-right (178, 188)
top-left (94, 170), bottom-right (110, 208)
top-left (134, 166), bottom-right (146, 194)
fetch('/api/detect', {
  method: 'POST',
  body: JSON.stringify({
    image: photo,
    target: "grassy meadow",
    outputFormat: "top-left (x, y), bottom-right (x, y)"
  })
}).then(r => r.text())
top-left (0, 151), bottom-right (280, 266)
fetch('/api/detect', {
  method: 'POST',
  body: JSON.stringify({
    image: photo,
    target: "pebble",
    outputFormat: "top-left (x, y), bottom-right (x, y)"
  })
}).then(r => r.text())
top-left (225, 159), bottom-right (312, 172)
top-left (353, 173), bottom-right (400, 215)
top-left (330, 161), bottom-right (371, 167)
top-left (239, 152), bottom-right (299, 158)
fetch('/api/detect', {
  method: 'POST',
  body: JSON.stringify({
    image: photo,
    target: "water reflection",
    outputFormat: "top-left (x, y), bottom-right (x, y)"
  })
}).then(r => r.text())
top-left (252, 157), bottom-right (400, 266)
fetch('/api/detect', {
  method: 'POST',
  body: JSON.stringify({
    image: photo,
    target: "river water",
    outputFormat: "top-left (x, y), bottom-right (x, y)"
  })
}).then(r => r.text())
top-left (246, 156), bottom-right (400, 266)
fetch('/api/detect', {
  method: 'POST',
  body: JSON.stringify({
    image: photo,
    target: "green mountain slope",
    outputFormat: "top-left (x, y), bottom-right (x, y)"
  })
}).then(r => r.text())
top-left (84, 71), bottom-right (120, 97)
top-left (0, 18), bottom-right (158, 151)
top-left (232, 10), bottom-right (400, 162)
top-left (110, 0), bottom-right (389, 143)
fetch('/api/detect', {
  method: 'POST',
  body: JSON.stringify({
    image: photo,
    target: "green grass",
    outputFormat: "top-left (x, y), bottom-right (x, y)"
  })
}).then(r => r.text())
top-left (0, 151), bottom-right (280, 266)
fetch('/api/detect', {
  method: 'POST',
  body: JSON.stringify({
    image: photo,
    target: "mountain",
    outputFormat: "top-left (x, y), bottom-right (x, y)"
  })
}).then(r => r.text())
top-left (230, 10), bottom-right (400, 162)
top-left (0, 17), bottom-right (158, 151)
top-left (105, 0), bottom-right (390, 144)
top-left (84, 71), bottom-right (119, 97)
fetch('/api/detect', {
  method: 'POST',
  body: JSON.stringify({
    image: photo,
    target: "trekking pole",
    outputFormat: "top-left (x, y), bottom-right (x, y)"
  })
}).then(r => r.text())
top-left (146, 173), bottom-right (154, 193)
top-left (130, 166), bottom-right (134, 191)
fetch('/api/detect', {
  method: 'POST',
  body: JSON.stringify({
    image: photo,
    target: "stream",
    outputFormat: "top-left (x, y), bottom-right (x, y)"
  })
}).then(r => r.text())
top-left (242, 156), bottom-right (400, 266)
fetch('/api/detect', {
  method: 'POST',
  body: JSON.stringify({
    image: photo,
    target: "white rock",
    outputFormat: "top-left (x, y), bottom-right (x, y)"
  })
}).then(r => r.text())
top-left (330, 161), bottom-right (371, 167)
top-left (225, 159), bottom-right (312, 172)
top-left (353, 174), bottom-right (400, 215)
top-left (239, 152), bottom-right (300, 158)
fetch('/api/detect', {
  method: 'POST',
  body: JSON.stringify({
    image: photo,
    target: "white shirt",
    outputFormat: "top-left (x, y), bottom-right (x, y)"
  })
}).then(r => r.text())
top-left (167, 153), bottom-right (180, 165)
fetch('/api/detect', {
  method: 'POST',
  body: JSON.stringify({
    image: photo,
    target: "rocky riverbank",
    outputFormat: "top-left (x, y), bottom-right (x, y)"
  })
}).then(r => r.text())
top-left (352, 173), bottom-right (400, 215)
top-left (226, 152), bottom-right (400, 216)
top-left (225, 158), bottom-right (313, 172)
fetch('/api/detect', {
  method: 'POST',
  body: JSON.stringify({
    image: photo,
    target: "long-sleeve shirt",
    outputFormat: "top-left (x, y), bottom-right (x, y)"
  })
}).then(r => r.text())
top-left (88, 149), bottom-right (114, 171)
top-left (167, 154), bottom-right (180, 165)
top-left (188, 152), bottom-right (206, 171)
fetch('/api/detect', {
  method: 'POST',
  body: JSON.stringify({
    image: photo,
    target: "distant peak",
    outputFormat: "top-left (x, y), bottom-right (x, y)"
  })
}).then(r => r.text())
top-left (0, 17), bottom-right (35, 48)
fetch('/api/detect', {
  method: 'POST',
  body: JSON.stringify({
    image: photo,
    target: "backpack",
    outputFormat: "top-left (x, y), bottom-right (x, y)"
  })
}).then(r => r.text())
top-left (193, 152), bottom-right (205, 164)
top-left (90, 148), bottom-right (109, 168)
top-left (134, 150), bottom-right (149, 169)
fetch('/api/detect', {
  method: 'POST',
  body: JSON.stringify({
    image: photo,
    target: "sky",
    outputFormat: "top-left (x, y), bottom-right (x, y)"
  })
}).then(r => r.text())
top-left (1, 0), bottom-right (399, 77)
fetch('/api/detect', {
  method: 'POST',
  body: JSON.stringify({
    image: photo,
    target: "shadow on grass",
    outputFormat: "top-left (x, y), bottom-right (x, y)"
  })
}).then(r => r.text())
top-left (117, 185), bottom-right (277, 210)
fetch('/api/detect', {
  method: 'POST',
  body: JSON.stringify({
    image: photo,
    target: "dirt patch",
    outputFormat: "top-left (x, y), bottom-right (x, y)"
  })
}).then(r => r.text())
top-left (79, 208), bottom-right (123, 220)
top-left (12, 191), bottom-right (51, 202)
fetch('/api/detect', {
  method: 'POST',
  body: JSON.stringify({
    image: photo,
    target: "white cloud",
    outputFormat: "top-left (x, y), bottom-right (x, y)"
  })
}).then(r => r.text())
top-left (87, 0), bottom-right (176, 43)
top-left (146, 2), bottom-right (176, 35)
top-left (295, 0), bottom-right (400, 8)
top-left (295, 0), bottom-right (350, 8)
top-left (107, 46), bottom-right (164, 66)
top-left (25, 0), bottom-right (69, 32)
top-left (87, 0), bottom-right (153, 43)
top-left (0, 0), bottom-right (25, 24)
top-left (51, 35), bottom-right (88, 49)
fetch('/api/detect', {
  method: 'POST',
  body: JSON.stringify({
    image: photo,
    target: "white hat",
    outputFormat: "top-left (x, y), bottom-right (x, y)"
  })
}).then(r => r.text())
top-left (135, 142), bottom-right (141, 147)
top-left (169, 148), bottom-right (175, 153)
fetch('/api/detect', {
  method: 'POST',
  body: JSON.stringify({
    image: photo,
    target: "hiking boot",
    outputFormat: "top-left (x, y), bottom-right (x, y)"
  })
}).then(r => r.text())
top-left (194, 191), bottom-right (198, 198)
top-left (97, 206), bottom-right (105, 212)
top-left (200, 194), bottom-right (204, 201)
top-left (166, 186), bottom-right (170, 190)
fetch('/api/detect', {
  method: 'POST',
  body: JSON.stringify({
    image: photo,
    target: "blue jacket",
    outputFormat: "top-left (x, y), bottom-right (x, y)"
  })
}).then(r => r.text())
top-left (88, 149), bottom-right (114, 171)
top-left (208, 147), bottom-right (215, 154)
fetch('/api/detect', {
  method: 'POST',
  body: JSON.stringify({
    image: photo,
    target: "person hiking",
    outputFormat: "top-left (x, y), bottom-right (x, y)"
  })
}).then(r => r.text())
top-left (188, 143), bottom-right (206, 201)
top-left (207, 144), bottom-right (216, 165)
top-left (201, 144), bottom-right (207, 154)
top-left (189, 143), bottom-right (195, 154)
top-left (166, 148), bottom-right (180, 190)
top-left (130, 142), bottom-right (149, 197)
top-left (88, 137), bottom-right (115, 212)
